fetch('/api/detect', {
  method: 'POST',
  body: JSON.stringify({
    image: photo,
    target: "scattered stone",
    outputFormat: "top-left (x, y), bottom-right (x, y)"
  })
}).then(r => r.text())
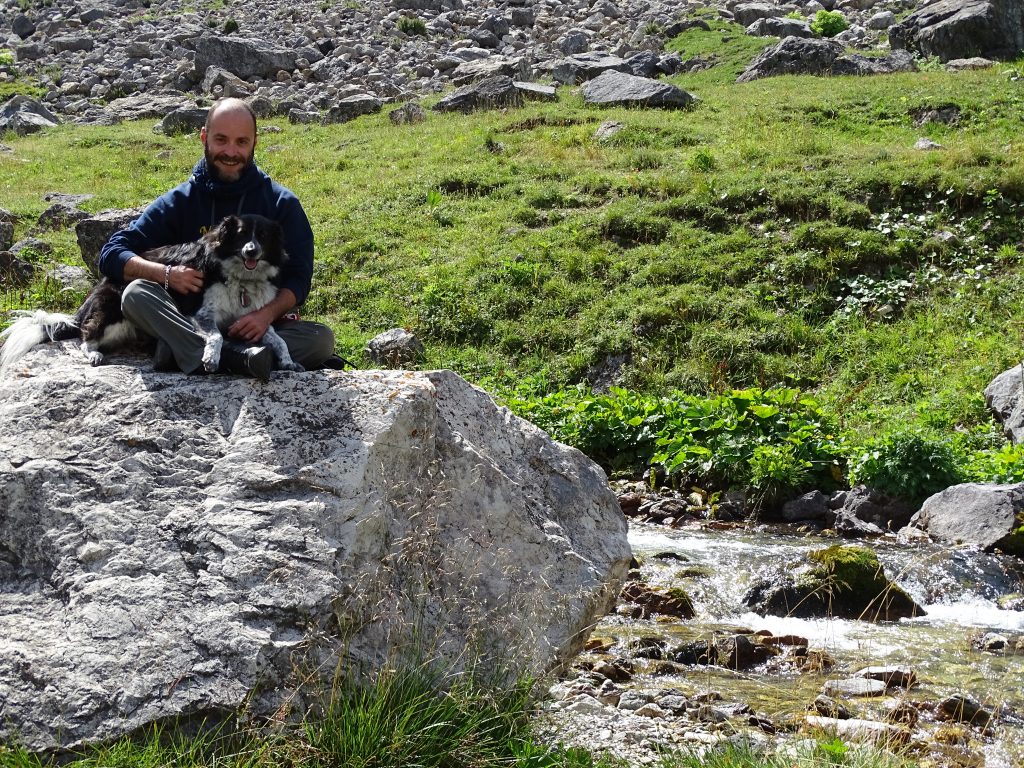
top-left (0, 222), bottom-right (13, 252)
top-left (432, 75), bottom-right (523, 114)
top-left (904, 482), bottom-right (1024, 554)
top-left (513, 81), bottom-right (558, 102)
top-left (158, 108), bottom-right (209, 136)
top-left (194, 35), bottom-right (299, 80)
top-left (451, 56), bottom-right (531, 85)
top-left (365, 327), bottom-right (425, 367)
top-left (781, 490), bottom-right (829, 523)
top-left (823, 677), bottom-right (888, 697)
top-left (939, 694), bottom-right (993, 726)
top-left (75, 208), bottom-right (146, 276)
top-left (619, 582), bottom-right (695, 619)
top-left (44, 264), bottom-right (93, 293)
top-left (743, 545), bottom-right (924, 621)
top-left (812, 694), bottom-right (852, 719)
top-left (324, 94), bottom-right (384, 124)
top-left (594, 120), bottom-right (625, 141)
top-left (746, 17), bottom-right (813, 38)
top-left (805, 715), bottom-right (910, 746)
top-left (737, 37), bottom-right (916, 83)
top-left (581, 70), bottom-right (695, 109)
top-left (549, 52), bottom-right (630, 85)
top-left (389, 102), bottom-right (427, 125)
top-left (947, 57), bottom-right (996, 71)
top-left (36, 202), bottom-right (90, 231)
top-left (0, 251), bottom-right (35, 286)
top-left (914, 137), bottom-right (945, 151)
top-left (0, 95), bottom-right (60, 136)
top-left (855, 665), bottom-right (917, 689)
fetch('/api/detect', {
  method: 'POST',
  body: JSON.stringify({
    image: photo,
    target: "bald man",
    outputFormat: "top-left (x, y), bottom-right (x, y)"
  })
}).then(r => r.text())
top-left (98, 98), bottom-right (337, 380)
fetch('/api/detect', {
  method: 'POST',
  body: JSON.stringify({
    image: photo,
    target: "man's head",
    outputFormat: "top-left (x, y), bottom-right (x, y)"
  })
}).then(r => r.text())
top-left (200, 98), bottom-right (257, 183)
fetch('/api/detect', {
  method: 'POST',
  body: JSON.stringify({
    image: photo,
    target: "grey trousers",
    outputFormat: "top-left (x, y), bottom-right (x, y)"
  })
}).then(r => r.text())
top-left (121, 279), bottom-right (336, 373)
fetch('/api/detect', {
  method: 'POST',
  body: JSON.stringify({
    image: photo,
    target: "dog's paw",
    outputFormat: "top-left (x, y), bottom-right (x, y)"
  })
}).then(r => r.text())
top-left (202, 354), bottom-right (220, 372)
top-left (281, 362), bottom-right (305, 373)
top-left (86, 351), bottom-right (104, 366)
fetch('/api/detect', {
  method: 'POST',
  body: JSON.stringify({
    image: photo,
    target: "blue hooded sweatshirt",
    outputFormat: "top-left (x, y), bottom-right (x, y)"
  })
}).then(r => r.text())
top-left (98, 158), bottom-right (315, 305)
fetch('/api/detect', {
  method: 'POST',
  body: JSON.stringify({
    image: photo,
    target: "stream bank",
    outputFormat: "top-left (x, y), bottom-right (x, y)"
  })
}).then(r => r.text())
top-left (537, 483), bottom-right (1024, 768)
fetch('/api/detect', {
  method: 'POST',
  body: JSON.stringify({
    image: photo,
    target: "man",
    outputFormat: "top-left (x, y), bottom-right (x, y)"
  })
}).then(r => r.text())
top-left (98, 97), bottom-right (336, 379)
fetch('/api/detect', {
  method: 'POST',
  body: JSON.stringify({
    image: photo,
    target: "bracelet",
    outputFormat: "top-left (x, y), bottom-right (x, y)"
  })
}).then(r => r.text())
top-left (163, 264), bottom-right (171, 291)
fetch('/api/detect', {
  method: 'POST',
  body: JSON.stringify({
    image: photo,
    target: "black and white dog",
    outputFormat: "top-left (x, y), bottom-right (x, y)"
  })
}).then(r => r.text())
top-left (0, 214), bottom-right (302, 376)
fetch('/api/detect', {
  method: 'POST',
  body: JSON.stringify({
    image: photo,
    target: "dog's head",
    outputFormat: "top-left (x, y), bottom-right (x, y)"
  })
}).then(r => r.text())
top-left (207, 214), bottom-right (286, 280)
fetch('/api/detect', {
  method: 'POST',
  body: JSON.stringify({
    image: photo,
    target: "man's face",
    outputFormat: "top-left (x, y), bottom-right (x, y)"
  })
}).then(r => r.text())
top-left (201, 108), bottom-right (256, 183)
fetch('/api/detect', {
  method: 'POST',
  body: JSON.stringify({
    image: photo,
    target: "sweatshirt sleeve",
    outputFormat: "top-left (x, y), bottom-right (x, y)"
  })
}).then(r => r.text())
top-left (98, 193), bottom-right (181, 282)
top-left (276, 196), bottom-right (315, 306)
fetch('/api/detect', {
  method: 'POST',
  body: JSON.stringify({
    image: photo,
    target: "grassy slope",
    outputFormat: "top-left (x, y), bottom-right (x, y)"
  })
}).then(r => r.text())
top-left (3, 21), bottom-right (1024, 443)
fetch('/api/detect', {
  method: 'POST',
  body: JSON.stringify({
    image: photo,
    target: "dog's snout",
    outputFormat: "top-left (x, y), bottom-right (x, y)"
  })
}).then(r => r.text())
top-left (242, 239), bottom-right (261, 258)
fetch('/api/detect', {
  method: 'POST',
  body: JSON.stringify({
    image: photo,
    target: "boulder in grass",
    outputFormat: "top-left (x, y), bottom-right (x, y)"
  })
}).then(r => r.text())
top-left (0, 361), bottom-right (631, 752)
top-left (582, 70), bottom-right (695, 109)
top-left (75, 208), bottom-right (146, 276)
top-left (890, 0), bottom-right (1024, 63)
top-left (549, 52), bottom-right (630, 85)
top-left (432, 75), bottom-right (523, 114)
top-left (0, 96), bottom-right (60, 136)
top-left (323, 94), bottom-right (383, 124)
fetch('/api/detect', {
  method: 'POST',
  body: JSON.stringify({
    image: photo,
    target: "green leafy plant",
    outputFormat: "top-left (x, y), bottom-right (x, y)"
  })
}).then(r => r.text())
top-left (810, 10), bottom-right (849, 38)
top-left (815, 735), bottom-right (850, 765)
top-left (847, 428), bottom-right (965, 503)
top-left (397, 15), bottom-right (428, 37)
top-left (223, 17), bottom-right (239, 33)
top-left (687, 147), bottom-right (719, 173)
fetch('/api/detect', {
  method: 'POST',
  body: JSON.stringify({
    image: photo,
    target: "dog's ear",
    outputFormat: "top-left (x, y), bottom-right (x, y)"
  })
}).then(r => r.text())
top-left (208, 215), bottom-right (242, 248)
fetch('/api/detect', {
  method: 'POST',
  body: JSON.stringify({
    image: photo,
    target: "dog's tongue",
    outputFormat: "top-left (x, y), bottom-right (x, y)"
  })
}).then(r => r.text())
top-left (244, 258), bottom-right (259, 270)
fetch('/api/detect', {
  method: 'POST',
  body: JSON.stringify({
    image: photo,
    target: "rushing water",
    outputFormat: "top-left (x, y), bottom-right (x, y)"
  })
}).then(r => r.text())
top-left (611, 523), bottom-right (1024, 766)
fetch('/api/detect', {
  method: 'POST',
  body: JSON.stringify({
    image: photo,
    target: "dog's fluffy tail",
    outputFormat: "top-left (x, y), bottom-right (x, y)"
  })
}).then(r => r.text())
top-left (0, 310), bottom-right (78, 374)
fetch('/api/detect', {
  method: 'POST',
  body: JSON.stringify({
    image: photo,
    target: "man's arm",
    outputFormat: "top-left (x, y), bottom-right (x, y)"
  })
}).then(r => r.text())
top-left (123, 255), bottom-right (204, 294)
top-left (228, 288), bottom-right (298, 344)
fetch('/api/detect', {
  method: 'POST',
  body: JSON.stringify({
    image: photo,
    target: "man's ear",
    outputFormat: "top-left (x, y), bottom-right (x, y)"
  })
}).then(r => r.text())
top-left (200, 126), bottom-right (207, 143)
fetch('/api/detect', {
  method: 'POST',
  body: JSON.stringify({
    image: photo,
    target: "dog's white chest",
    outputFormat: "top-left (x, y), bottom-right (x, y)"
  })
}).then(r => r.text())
top-left (206, 280), bottom-right (277, 327)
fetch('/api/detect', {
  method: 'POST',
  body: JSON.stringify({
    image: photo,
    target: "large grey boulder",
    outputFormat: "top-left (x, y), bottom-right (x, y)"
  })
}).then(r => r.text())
top-left (323, 94), bottom-right (383, 124)
top-left (0, 96), bottom-right (60, 136)
top-left (737, 36), bottom-right (917, 82)
top-left (746, 17), bottom-right (814, 38)
top-left (194, 35), bottom-right (298, 80)
top-left (984, 362), bottom-right (1024, 442)
top-left (432, 75), bottom-right (523, 113)
top-left (451, 56), bottom-right (531, 85)
top-left (75, 207), bottom-right (146, 276)
top-left (549, 52), bottom-right (631, 84)
top-left (733, 2), bottom-right (785, 27)
top-left (581, 70), bottom-right (695, 109)
top-left (0, 357), bottom-right (630, 752)
top-left (890, 0), bottom-right (1024, 63)
top-left (905, 483), bottom-right (1024, 553)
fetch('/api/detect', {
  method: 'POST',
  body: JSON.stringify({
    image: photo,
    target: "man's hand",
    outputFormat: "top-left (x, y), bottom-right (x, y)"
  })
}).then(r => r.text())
top-left (167, 265), bottom-right (204, 294)
top-left (229, 307), bottom-right (275, 344)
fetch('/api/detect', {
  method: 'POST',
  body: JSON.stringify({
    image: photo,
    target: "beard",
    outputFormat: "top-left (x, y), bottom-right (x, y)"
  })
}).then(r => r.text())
top-left (204, 143), bottom-right (254, 183)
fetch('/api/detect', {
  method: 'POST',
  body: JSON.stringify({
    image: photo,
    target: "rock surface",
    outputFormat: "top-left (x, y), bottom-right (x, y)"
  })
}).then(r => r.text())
top-left (906, 482), bottom-right (1024, 553)
top-left (0, 351), bottom-right (631, 752)
top-left (890, 0), bottom-right (1024, 62)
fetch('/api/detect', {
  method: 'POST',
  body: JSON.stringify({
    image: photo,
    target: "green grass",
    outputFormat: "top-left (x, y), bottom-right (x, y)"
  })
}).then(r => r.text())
top-left (0, 661), bottom-right (606, 768)
top-left (2, 27), bottom-right (1024, 453)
